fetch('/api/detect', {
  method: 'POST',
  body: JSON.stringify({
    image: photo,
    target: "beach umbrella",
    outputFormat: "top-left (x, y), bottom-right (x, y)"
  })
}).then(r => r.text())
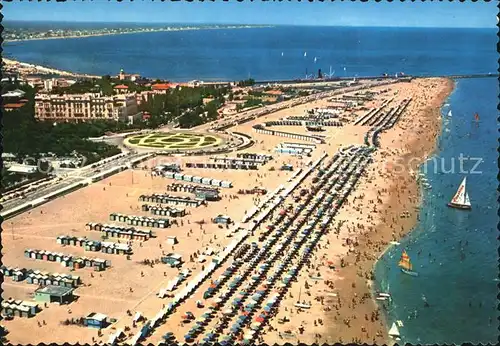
top-left (255, 316), bottom-right (264, 323)
top-left (250, 323), bottom-right (260, 330)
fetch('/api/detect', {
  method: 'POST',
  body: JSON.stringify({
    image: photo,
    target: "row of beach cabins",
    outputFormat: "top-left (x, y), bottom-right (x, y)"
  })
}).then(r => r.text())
top-left (139, 193), bottom-right (204, 208)
top-left (354, 97), bottom-right (393, 126)
top-left (109, 213), bottom-right (170, 229)
top-left (185, 162), bottom-right (258, 171)
top-left (363, 98), bottom-right (412, 147)
top-left (253, 124), bottom-right (325, 144)
top-left (57, 235), bottom-right (132, 255)
top-left (166, 184), bottom-right (220, 201)
top-left (154, 171), bottom-right (233, 188)
top-left (2, 298), bottom-right (40, 318)
top-left (24, 249), bottom-right (109, 271)
top-left (86, 222), bottom-right (154, 242)
top-left (263, 120), bottom-right (343, 127)
top-left (1, 266), bottom-right (81, 287)
top-left (141, 204), bottom-right (187, 217)
top-left (370, 98), bottom-right (412, 147)
top-left (184, 152), bottom-right (274, 172)
top-left (236, 153), bottom-right (273, 162)
top-left (274, 142), bottom-right (316, 156)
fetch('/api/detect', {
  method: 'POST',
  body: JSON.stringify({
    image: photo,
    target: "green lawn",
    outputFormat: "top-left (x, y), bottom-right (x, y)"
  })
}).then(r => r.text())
top-left (159, 137), bottom-right (185, 143)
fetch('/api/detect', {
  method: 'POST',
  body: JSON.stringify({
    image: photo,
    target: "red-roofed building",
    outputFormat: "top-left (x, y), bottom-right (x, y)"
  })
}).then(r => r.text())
top-left (114, 84), bottom-right (130, 94)
top-left (152, 83), bottom-right (171, 94)
top-left (3, 103), bottom-right (26, 111)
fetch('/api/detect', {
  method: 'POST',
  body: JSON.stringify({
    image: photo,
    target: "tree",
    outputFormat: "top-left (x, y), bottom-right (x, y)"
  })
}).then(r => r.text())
top-left (237, 78), bottom-right (255, 87)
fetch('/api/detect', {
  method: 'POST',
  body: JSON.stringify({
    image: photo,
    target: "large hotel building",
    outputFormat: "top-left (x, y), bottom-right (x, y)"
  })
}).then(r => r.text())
top-left (34, 93), bottom-right (140, 122)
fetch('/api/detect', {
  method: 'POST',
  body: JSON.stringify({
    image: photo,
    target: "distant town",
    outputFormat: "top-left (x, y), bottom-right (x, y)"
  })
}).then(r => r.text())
top-left (3, 24), bottom-right (272, 42)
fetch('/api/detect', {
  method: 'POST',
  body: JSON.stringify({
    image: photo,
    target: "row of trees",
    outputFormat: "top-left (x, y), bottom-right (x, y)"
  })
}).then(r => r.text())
top-left (51, 75), bottom-right (150, 96)
top-left (237, 78), bottom-right (255, 87)
top-left (138, 85), bottom-right (228, 128)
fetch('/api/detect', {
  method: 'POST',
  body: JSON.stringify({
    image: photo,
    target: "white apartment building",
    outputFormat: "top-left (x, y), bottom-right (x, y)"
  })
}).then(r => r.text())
top-left (34, 93), bottom-right (140, 122)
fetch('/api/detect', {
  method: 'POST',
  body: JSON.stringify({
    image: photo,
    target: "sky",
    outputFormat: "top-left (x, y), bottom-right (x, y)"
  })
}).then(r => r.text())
top-left (3, 0), bottom-right (498, 28)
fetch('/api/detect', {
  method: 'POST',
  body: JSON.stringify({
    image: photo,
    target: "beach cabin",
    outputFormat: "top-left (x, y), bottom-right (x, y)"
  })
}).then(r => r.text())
top-left (166, 236), bottom-right (178, 245)
top-left (34, 285), bottom-right (74, 304)
top-left (201, 178), bottom-right (212, 185)
top-left (194, 189), bottom-right (220, 201)
top-left (84, 312), bottom-right (108, 329)
top-left (183, 175), bottom-right (193, 182)
top-left (165, 163), bottom-right (181, 172)
top-left (213, 215), bottom-right (232, 225)
top-left (161, 253), bottom-right (183, 268)
top-left (210, 179), bottom-right (222, 187)
top-left (93, 259), bottom-right (107, 271)
top-left (12, 269), bottom-right (26, 282)
top-left (221, 181), bottom-right (232, 188)
top-left (193, 176), bottom-right (203, 184)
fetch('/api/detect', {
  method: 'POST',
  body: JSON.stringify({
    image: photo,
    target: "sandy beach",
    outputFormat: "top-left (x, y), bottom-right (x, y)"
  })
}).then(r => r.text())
top-left (260, 78), bottom-right (453, 345)
top-left (1, 78), bottom-right (453, 345)
top-left (2, 58), bottom-right (101, 79)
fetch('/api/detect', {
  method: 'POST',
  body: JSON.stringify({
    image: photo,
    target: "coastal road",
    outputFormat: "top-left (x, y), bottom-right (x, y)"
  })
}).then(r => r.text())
top-left (1, 152), bottom-right (150, 213)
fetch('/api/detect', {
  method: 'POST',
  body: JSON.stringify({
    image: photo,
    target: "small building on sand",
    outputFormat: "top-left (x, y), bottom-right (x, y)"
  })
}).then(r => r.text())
top-left (161, 253), bottom-right (183, 267)
top-left (213, 214), bottom-right (232, 225)
top-left (84, 312), bottom-right (108, 329)
top-left (34, 285), bottom-right (74, 304)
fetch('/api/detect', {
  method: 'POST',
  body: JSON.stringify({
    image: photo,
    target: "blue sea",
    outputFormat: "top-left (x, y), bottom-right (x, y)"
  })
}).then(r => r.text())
top-left (4, 26), bottom-right (497, 81)
top-left (4, 25), bottom-right (499, 343)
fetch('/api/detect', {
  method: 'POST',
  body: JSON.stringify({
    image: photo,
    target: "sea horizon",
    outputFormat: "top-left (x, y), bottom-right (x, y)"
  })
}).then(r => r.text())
top-left (4, 19), bottom-right (496, 30)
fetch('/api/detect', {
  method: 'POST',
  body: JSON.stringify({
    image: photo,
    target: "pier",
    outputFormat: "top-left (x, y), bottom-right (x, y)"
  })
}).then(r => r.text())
top-left (254, 73), bottom-right (498, 86)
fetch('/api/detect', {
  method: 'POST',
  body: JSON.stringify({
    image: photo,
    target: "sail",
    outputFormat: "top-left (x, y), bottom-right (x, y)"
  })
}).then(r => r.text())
top-left (388, 322), bottom-right (400, 337)
top-left (474, 113), bottom-right (480, 121)
top-left (451, 177), bottom-right (467, 205)
top-left (464, 192), bottom-right (471, 207)
top-left (398, 250), bottom-right (412, 271)
top-left (447, 110), bottom-right (452, 117)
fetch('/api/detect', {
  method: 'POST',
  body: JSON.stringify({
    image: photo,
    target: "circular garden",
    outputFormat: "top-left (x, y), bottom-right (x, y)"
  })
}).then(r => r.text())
top-left (123, 132), bottom-right (223, 151)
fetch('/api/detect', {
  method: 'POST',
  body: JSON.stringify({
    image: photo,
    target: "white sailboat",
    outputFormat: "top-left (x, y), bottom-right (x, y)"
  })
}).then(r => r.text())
top-left (304, 52), bottom-right (307, 57)
top-left (447, 177), bottom-right (472, 210)
top-left (388, 322), bottom-right (401, 339)
top-left (447, 110), bottom-right (452, 117)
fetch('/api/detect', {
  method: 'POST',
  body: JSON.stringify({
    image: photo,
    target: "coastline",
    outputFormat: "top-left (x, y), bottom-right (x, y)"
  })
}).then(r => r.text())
top-left (2, 57), bottom-right (101, 79)
top-left (3, 25), bottom-right (273, 44)
top-left (334, 78), bottom-right (454, 344)
top-left (370, 78), bottom-right (455, 343)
